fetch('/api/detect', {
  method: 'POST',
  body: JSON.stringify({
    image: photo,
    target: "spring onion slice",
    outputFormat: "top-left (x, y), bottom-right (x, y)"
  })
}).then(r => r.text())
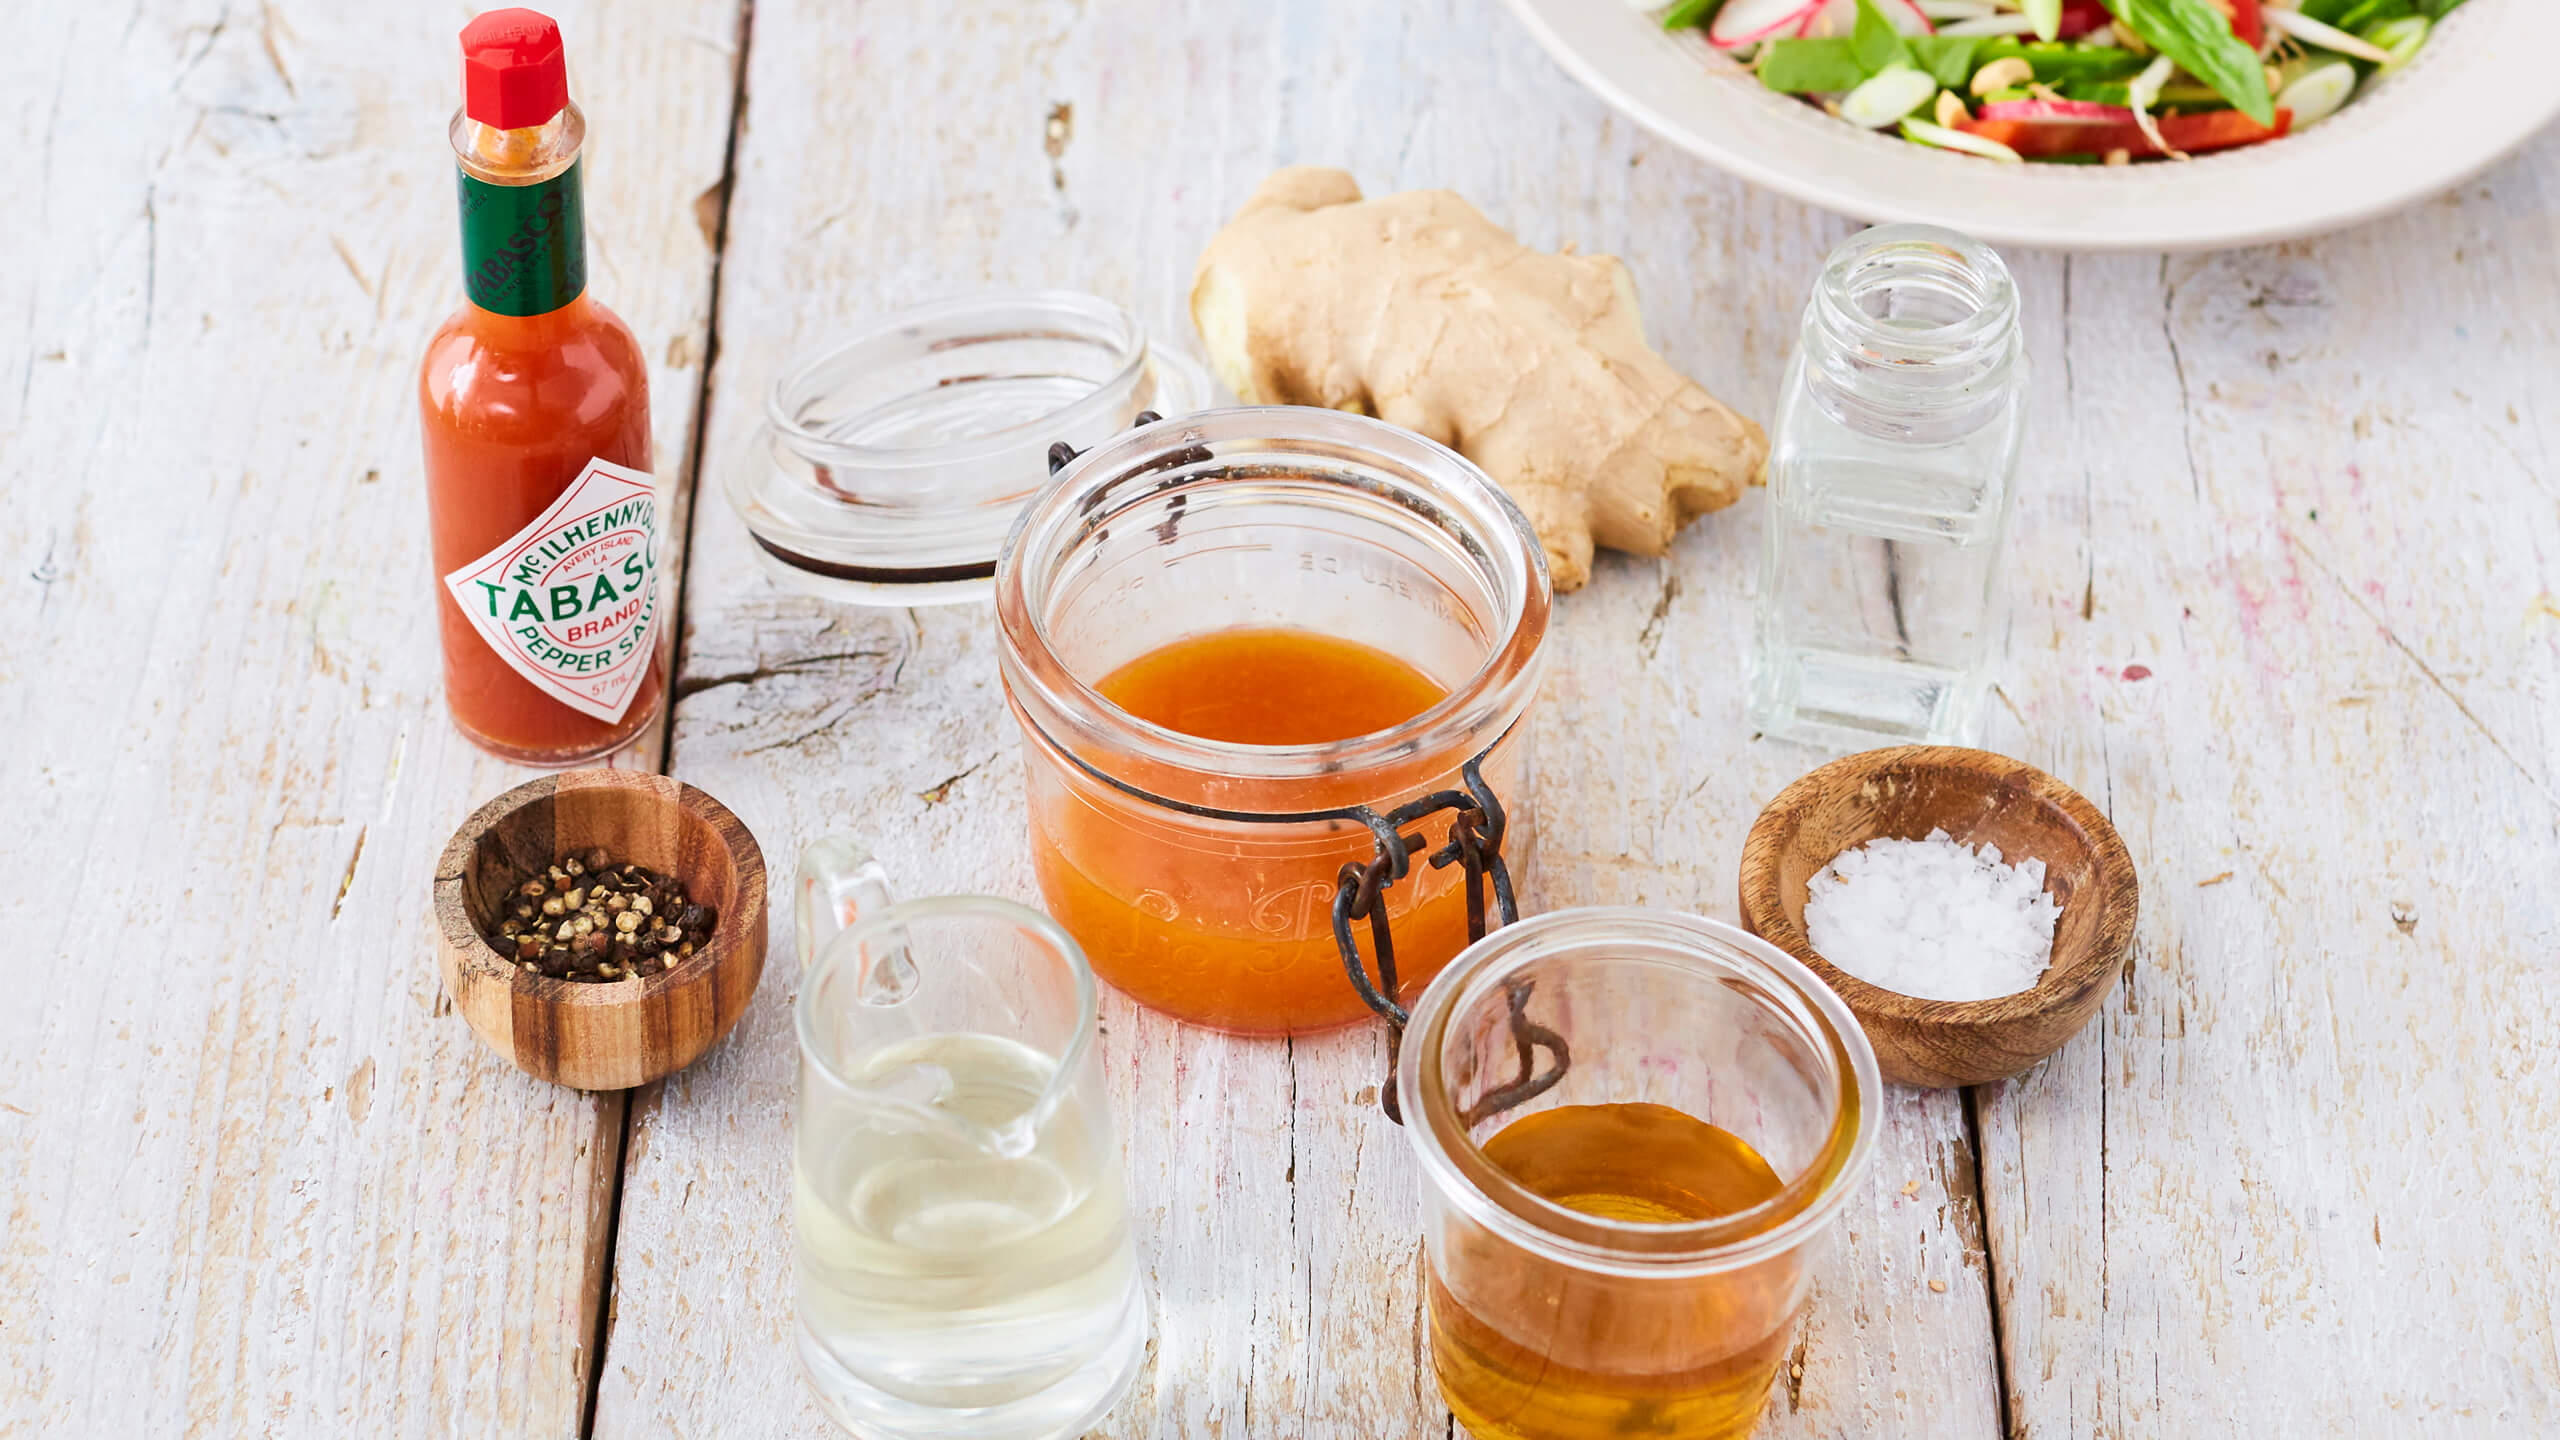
top-left (1901, 116), bottom-right (2026, 160)
top-left (2126, 54), bottom-right (2182, 159)
top-left (1840, 64), bottom-right (1942, 126)
top-left (2362, 15), bottom-right (2430, 73)
top-left (2263, 7), bottom-right (2394, 63)
top-left (2274, 59), bottom-right (2358, 128)
top-left (1940, 13), bottom-right (2042, 34)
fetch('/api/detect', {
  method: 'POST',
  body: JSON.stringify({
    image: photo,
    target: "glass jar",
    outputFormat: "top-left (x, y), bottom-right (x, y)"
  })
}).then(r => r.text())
top-left (727, 291), bottom-right (1209, 607)
top-left (993, 407), bottom-right (1552, 1035)
top-left (1748, 224), bottom-right (2028, 750)
top-left (1400, 908), bottom-right (1879, 1440)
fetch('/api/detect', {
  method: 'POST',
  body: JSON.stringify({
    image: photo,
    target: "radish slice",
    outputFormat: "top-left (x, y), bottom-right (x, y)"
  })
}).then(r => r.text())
top-left (1839, 64), bottom-right (1941, 127)
top-left (1798, 0), bottom-right (1933, 39)
top-left (1977, 98), bottom-right (2138, 125)
top-left (2276, 59), bottom-right (2358, 129)
top-left (1709, 0), bottom-right (1824, 47)
top-left (2056, 1), bottom-right (2113, 39)
top-left (1901, 117), bottom-right (2025, 161)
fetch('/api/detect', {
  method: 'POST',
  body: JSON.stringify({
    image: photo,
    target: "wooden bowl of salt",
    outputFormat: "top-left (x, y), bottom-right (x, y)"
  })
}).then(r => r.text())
top-left (1737, 746), bottom-right (2138, 1089)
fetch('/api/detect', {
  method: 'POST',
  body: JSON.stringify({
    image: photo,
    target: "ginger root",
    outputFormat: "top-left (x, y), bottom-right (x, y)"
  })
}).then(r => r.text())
top-left (1190, 167), bottom-right (1766, 592)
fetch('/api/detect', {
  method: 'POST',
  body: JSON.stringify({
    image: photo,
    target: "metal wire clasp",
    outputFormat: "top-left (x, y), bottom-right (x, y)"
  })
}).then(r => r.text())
top-left (1331, 758), bottom-right (1568, 1125)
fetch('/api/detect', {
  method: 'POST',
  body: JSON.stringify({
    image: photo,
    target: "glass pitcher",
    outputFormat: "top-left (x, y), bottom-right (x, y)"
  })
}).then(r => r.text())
top-left (791, 837), bottom-right (1147, 1440)
top-left (1399, 908), bottom-right (1879, 1440)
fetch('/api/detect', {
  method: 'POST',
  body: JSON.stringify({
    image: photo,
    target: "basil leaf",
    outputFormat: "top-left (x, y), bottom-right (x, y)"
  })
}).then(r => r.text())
top-left (1759, 37), bottom-right (1871, 93)
top-left (1853, 0), bottom-right (1911, 75)
top-left (2101, 0), bottom-right (2276, 124)
top-left (1907, 35), bottom-right (1985, 89)
top-left (1661, 0), bottom-right (1724, 30)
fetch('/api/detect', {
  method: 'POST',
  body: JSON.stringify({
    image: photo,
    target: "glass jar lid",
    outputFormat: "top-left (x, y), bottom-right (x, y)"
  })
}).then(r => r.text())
top-left (726, 290), bottom-right (1213, 607)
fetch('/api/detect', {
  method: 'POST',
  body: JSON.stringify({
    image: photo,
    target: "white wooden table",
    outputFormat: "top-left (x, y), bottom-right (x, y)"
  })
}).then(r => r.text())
top-left (7, 2), bottom-right (2555, 1436)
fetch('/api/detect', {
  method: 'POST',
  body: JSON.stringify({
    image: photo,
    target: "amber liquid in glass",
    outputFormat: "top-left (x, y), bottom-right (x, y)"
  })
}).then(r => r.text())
top-left (1028, 627), bottom-right (1471, 1033)
top-left (1432, 1103), bottom-right (1796, 1440)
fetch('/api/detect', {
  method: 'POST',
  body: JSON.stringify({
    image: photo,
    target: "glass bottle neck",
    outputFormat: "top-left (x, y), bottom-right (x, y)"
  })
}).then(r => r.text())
top-left (1800, 225), bottom-right (2021, 443)
top-left (448, 104), bottom-right (588, 318)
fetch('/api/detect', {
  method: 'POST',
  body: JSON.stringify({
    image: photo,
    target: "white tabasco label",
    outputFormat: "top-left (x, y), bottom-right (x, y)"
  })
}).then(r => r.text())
top-left (444, 457), bottom-right (661, 724)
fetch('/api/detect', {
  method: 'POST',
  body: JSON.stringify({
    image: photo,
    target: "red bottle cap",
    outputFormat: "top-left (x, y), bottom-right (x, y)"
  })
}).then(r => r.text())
top-left (461, 8), bottom-right (568, 129)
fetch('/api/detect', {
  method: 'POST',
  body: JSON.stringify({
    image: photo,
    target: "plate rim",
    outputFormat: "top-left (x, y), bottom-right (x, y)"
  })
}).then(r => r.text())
top-left (1499, 0), bottom-right (2558, 252)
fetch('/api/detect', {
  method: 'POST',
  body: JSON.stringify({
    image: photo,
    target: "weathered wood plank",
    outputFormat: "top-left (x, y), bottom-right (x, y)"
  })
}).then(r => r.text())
top-left (595, 1), bottom-right (2002, 1435)
top-left (1974, 157), bottom-right (2560, 1436)
top-left (0, 2), bottom-right (736, 1435)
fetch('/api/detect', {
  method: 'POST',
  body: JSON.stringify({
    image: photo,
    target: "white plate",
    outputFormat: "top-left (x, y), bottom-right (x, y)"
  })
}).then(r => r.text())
top-left (1499, 1), bottom-right (2556, 251)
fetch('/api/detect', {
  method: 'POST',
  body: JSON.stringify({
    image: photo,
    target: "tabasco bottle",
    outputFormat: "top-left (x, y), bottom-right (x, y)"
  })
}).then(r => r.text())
top-left (420, 8), bottom-right (664, 765)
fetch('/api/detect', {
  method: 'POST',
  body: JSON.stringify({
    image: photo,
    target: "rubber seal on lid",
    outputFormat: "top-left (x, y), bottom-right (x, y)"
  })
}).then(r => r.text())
top-left (724, 291), bottom-right (1215, 608)
top-left (462, 8), bottom-right (569, 129)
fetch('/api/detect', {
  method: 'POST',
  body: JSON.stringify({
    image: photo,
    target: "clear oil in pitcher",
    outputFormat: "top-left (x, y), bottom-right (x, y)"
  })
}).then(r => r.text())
top-left (794, 1032), bottom-right (1138, 1408)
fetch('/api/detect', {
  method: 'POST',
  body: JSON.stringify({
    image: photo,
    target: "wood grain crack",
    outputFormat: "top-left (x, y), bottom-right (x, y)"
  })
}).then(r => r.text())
top-left (586, 2), bottom-right (759, 1436)
top-left (1961, 1084), bottom-right (2017, 1440)
top-left (2292, 534), bottom-right (2558, 813)
top-left (1636, 568), bottom-right (1681, 662)
top-left (255, 0), bottom-right (295, 98)
top-left (328, 825), bottom-right (365, 922)
top-left (650, 0), bottom-right (758, 778)
top-left (669, 649), bottom-right (890, 700)
top-left (2159, 259), bottom-right (2203, 505)
top-left (916, 753), bottom-right (991, 806)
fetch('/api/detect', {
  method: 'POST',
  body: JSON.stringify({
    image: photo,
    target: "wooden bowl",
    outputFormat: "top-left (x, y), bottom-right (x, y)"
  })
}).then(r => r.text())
top-left (1737, 746), bottom-right (2138, 1089)
top-left (433, 770), bottom-right (766, 1090)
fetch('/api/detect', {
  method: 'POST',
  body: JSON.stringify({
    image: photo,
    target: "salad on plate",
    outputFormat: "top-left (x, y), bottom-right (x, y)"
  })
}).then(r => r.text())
top-left (1655, 0), bottom-right (2472, 163)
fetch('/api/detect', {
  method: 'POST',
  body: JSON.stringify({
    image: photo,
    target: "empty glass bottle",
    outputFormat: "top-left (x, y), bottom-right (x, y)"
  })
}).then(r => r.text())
top-left (1748, 225), bottom-right (2027, 750)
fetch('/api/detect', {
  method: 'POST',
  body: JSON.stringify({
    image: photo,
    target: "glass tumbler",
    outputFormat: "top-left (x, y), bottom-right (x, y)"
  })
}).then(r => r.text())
top-left (1748, 224), bottom-right (2028, 750)
top-left (994, 407), bottom-right (1552, 1035)
top-left (1399, 908), bottom-right (1879, 1440)
top-left (792, 838), bottom-right (1147, 1440)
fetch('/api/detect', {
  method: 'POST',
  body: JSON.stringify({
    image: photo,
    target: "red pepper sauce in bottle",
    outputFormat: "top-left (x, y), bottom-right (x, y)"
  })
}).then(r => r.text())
top-left (420, 8), bottom-right (664, 765)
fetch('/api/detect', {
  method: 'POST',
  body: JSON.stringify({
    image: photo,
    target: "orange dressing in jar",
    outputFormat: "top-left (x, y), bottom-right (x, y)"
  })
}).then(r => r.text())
top-left (1029, 628), bottom-right (1481, 1034)
top-left (996, 410), bottom-right (1552, 1042)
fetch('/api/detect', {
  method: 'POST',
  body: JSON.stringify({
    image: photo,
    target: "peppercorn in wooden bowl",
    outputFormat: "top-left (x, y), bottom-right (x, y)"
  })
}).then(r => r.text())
top-left (1737, 746), bottom-right (2138, 1090)
top-left (434, 770), bottom-right (766, 1090)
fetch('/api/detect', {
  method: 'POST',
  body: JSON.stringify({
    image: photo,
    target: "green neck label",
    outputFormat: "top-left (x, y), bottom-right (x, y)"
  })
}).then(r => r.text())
top-left (457, 159), bottom-right (586, 316)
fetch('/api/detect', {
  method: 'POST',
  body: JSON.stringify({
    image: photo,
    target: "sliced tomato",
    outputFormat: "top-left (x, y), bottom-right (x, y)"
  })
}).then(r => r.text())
top-left (2228, 0), bottom-right (2266, 48)
top-left (1957, 107), bottom-right (2293, 158)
